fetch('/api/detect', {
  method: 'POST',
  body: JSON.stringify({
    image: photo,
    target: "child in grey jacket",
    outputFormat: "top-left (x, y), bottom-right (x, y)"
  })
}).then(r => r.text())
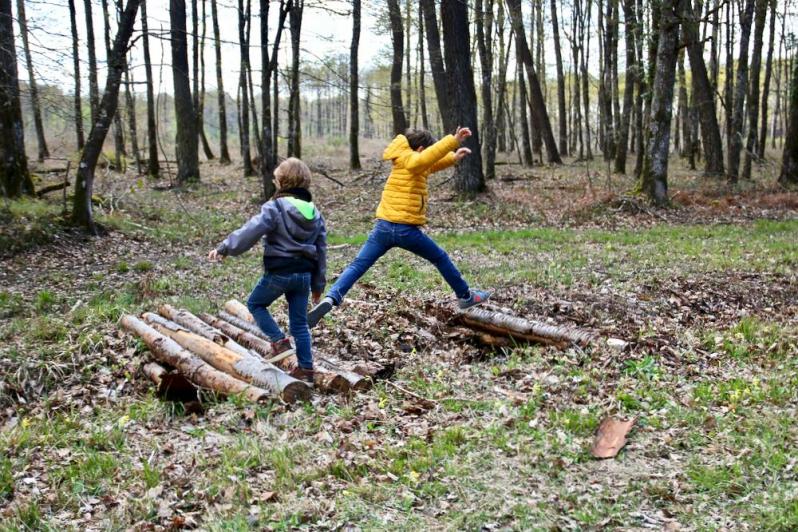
top-left (208, 158), bottom-right (326, 385)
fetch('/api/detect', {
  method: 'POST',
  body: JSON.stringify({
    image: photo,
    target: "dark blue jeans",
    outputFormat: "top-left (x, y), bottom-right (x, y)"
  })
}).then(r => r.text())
top-left (247, 272), bottom-right (313, 369)
top-left (327, 220), bottom-right (470, 304)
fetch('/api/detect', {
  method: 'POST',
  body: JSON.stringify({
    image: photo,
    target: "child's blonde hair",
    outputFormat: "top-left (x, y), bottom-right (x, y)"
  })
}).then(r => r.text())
top-left (273, 157), bottom-right (312, 191)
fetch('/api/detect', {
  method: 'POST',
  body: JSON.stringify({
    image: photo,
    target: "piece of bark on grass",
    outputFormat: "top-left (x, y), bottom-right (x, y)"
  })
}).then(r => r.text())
top-left (201, 312), bottom-right (356, 393)
top-left (141, 313), bottom-right (311, 403)
top-left (120, 315), bottom-right (273, 403)
top-left (591, 417), bottom-right (636, 459)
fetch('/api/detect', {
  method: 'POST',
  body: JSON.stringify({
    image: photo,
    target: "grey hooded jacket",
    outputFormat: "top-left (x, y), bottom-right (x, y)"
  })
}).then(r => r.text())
top-left (216, 197), bottom-right (327, 293)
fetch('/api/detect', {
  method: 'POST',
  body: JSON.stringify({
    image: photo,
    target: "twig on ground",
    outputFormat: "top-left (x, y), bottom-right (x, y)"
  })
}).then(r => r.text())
top-left (384, 380), bottom-right (439, 405)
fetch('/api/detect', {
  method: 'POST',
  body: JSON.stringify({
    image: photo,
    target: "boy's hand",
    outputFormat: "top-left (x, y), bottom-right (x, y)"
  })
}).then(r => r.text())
top-left (455, 126), bottom-right (472, 143)
top-left (208, 249), bottom-right (224, 262)
top-left (453, 147), bottom-right (472, 162)
top-left (312, 292), bottom-right (322, 304)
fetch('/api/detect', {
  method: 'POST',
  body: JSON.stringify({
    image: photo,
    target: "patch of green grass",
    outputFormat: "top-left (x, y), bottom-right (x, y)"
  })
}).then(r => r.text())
top-left (53, 451), bottom-right (120, 497)
top-left (0, 198), bottom-right (63, 256)
top-left (0, 291), bottom-right (25, 319)
top-left (115, 260), bottom-right (130, 273)
top-left (0, 456), bottom-right (13, 499)
top-left (133, 260), bottom-right (154, 272)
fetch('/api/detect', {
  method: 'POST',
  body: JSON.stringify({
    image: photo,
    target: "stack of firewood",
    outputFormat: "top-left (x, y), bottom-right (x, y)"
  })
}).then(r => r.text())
top-left (121, 300), bottom-right (391, 404)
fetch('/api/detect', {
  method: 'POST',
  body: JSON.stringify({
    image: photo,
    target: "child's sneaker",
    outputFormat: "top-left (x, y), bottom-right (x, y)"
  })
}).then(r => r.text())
top-left (307, 297), bottom-right (334, 328)
top-left (458, 289), bottom-right (491, 310)
top-left (290, 367), bottom-right (315, 387)
top-left (271, 338), bottom-right (295, 358)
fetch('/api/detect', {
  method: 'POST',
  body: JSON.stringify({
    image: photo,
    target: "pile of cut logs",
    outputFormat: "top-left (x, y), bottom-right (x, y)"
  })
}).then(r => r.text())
top-left (121, 299), bottom-right (595, 404)
top-left (120, 300), bottom-right (392, 404)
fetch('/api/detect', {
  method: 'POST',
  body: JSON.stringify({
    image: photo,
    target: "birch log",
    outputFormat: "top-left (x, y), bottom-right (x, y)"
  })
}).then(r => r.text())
top-left (224, 299), bottom-right (254, 322)
top-left (141, 313), bottom-right (311, 403)
top-left (456, 307), bottom-right (595, 348)
top-left (121, 315), bottom-right (272, 403)
top-left (142, 361), bottom-right (198, 401)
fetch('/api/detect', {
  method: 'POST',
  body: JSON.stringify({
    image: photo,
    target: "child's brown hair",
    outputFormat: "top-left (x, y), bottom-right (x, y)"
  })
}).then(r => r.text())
top-left (273, 157), bottom-right (312, 191)
top-left (404, 128), bottom-right (438, 150)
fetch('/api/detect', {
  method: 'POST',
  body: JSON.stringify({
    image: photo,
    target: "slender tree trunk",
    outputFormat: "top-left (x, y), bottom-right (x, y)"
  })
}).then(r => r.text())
top-left (639, 0), bottom-right (679, 205)
top-left (387, 0), bottom-right (409, 134)
top-left (441, 0), bottom-right (485, 194)
top-left (273, 54), bottom-right (279, 159)
top-left (0, 0), bottom-right (32, 197)
top-left (68, 0), bottom-right (85, 150)
top-left (102, 0), bottom-right (126, 170)
top-left (419, 0), bottom-right (453, 132)
top-left (676, 50), bottom-right (690, 159)
top-left (476, 0), bottom-right (496, 180)
top-left (550, 0), bottom-right (567, 155)
top-left (83, 0), bottom-right (100, 125)
top-left (580, 0), bottom-right (593, 160)
top-left (73, 0), bottom-right (142, 231)
top-left (727, 0), bottom-right (755, 182)
top-left (172, 0), bottom-right (200, 183)
top-left (287, 0), bottom-right (302, 156)
top-left (16, 0), bottom-right (49, 161)
top-left (495, 2), bottom-right (508, 153)
top-left (418, 2), bottom-right (430, 131)
top-left (779, 59), bottom-right (798, 185)
top-left (259, 0), bottom-right (288, 197)
top-left (210, 0), bottom-right (231, 163)
top-left (350, 0), bottom-right (361, 170)
top-left (141, 1), bottom-right (160, 177)
top-left (237, 0), bottom-right (253, 175)
top-left (195, 0), bottom-right (214, 160)
top-left (614, 0), bottom-right (635, 174)
top-left (723, 0), bottom-right (735, 158)
top-left (742, 0), bottom-right (768, 178)
top-left (506, 0), bottom-right (561, 163)
top-left (758, 0), bottom-right (776, 159)
top-left (516, 46), bottom-right (533, 166)
top-left (404, 0), bottom-right (413, 128)
top-left (123, 60), bottom-right (141, 174)
top-left (632, 0), bottom-right (644, 176)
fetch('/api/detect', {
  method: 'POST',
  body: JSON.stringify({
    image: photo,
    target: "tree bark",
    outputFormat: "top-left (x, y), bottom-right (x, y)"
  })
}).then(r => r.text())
top-left (102, 0), bottom-right (125, 170)
top-left (506, 0), bottom-right (562, 164)
top-left (83, 0), bottom-right (100, 125)
top-left (287, 0), bottom-right (303, 157)
top-left (476, 0), bottom-right (496, 180)
top-left (121, 315), bottom-right (278, 403)
top-left (210, 0), bottom-right (231, 163)
top-left (141, 0), bottom-right (160, 177)
top-left (778, 59), bottom-right (798, 185)
top-left (419, 0), bottom-right (453, 133)
top-left (350, 0), bottom-right (361, 170)
top-left (417, 2), bottom-right (430, 131)
top-left (742, 0), bottom-right (768, 179)
top-left (72, 0), bottom-right (141, 231)
top-left (172, 0), bottom-right (200, 183)
top-left (614, 0), bottom-right (636, 174)
top-left (682, 0), bottom-right (724, 175)
top-left (516, 47), bottom-right (534, 166)
top-left (123, 59), bottom-right (141, 174)
top-left (639, 0), bottom-right (680, 205)
top-left (260, 0), bottom-right (289, 198)
top-left (16, 0), bottom-right (49, 162)
top-left (197, 0), bottom-right (215, 160)
top-left (237, 0), bottom-right (254, 175)
top-left (67, 0), bottom-right (85, 151)
top-left (0, 0), bottom-right (32, 197)
top-left (457, 307), bottom-right (595, 348)
top-left (387, 0), bottom-right (409, 135)
top-left (727, 0), bottom-right (755, 182)
top-left (550, 0), bottom-right (567, 156)
top-left (758, 0), bottom-right (777, 159)
top-left (495, 3), bottom-right (508, 153)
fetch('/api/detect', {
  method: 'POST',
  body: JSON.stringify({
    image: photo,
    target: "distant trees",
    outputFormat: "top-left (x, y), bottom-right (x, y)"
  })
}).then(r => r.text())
top-left (16, 0), bottom-right (48, 162)
top-left (779, 60), bottom-right (798, 185)
top-left (171, 0), bottom-right (200, 183)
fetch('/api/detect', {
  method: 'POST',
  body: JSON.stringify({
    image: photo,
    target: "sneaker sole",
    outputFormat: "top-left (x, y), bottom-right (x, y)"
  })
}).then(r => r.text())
top-left (307, 301), bottom-right (333, 329)
top-left (458, 294), bottom-right (491, 310)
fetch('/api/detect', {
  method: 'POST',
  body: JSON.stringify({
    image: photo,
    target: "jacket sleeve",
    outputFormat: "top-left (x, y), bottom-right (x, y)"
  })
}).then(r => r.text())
top-left (402, 134), bottom-right (460, 173)
top-left (428, 151), bottom-right (457, 174)
top-left (215, 202), bottom-right (278, 257)
top-left (311, 215), bottom-right (327, 293)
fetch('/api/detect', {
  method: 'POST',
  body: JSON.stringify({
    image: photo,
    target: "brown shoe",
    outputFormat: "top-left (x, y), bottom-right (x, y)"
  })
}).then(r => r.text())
top-left (290, 367), bottom-right (315, 387)
top-left (271, 338), bottom-right (295, 357)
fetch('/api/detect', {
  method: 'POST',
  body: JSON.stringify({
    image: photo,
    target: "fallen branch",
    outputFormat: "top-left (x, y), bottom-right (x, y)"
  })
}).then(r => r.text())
top-left (120, 315), bottom-right (273, 403)
top-left (36, 180), bottom-right (71, 197)
top-left (456, 307), bottom-right (595, 348)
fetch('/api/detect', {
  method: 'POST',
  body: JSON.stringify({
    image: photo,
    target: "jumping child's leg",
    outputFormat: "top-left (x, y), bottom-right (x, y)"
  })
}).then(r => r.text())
top-left (247, 274), bottom-right (288, 341)
top-left (284, 273), bottom-right (313, 370)
top-left (397, 225), bottom-right (470, 299)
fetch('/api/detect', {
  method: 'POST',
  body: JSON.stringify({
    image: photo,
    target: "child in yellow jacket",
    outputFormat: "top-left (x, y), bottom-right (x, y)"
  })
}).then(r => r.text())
top-left (308, 127), bottom-right (490, 327)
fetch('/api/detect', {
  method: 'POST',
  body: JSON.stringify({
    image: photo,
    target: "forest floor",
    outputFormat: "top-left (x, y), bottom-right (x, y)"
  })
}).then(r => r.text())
top-left (1, 149), bottom-right (797, 530)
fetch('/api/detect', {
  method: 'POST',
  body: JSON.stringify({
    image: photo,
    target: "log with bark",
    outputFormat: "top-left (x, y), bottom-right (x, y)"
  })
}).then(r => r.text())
top-left (201, 312), bottom-right (359, 393)
top-left (455, 307), bottom-right (595, 348)
top-left (224, 299), bottom-right (254, 322)
top-left (141, 361), bottom-right (199, 402)
top-left (141, 313), bottom-right (310, 403)
top-left (120, 315), bottom-right (273, 403)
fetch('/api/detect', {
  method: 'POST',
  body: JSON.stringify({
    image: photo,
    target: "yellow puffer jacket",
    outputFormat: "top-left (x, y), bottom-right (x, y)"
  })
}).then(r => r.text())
top-left (375, 134), bottom-right (459, 225)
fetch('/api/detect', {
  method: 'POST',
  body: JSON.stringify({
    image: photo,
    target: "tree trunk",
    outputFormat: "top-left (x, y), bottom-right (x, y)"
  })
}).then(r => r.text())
top-left (614, 0), bottom-right (635, 174)
top-left (387, 0), bottom-right (409, 135)
top-left (196, 0), bottom-right (215, 160)
top-left (0, 0), bottom-right (32, 197)
top-left (506, 0), bottom-right (561, 164)
top-left (260, 0), bottom-right (289, 199)
top-left (121, 315), bottom-right (279, 403)
top-left (171, 0), bottom-right (200, 183)
top-left (210, 0), bottom-right (231, 163)
top-left (476, 0), bottom-right (496, 180)
top-left (682, 0), bottom-right (724, 175)
top-left (102, 0), bottom-right (125, 170)
top-left (287, 0), bottom-right (303, 157)
top-left (67, 0), bottom-right (85, 151)
top-left (639, 0), bottom-right (679, 205)
top-left (404, 0), bottom-right (413, 128)
top-left (141, 1), bottom-right (160, 177)
top-left (758, 0), bottom-right (777, 159)
top-left (16, 0), bottom-right (49, 162)
top-left (237, 0), bottom-right (254, 175)
top-left (723, 0), bottom-right (734, 155)
top-left (83, 0), bottom-right (100, 125)
top-left (123, 61), bottom-right (141, 174)
top-left (72, 0), bottom-right (141, 232)
top-left (550, 0), bottom-right (568, 156)
top-left (742, 0), bottom-right (768, 179)
top-left (350, 0), bottom-right (361, 170)
top-left (495, 3), bottom-right (508, 153)
top-left (632, 0), bottom-right (644, 176)
top-left (419, 0), bottom-right (453, 133)
top-left (676, 51), bottom-right (690, 161)
top-left (457, 307), bottom-right (595, 348)
top-left (727, 0), bottom-right (755, 182)
top-left (516, 47), bottom-right (534, 166)
top-left (778, 59), bottom-right (798, 185)
top-left (417, 3), bottom-right (430, 131)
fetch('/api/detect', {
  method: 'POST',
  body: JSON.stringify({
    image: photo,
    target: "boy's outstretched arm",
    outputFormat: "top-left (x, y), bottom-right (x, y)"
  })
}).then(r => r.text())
top-left (404, 126), bottom-right (472, 173)
top-left (429, 147), bottom-right (472, 174)
top-left (311, 217), bottom-right (327, 303)
top-left (210, 203), bottom-right (279, 259)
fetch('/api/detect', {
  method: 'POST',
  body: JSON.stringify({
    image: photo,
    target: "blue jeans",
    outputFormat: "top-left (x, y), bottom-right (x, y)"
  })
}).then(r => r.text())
top-left (247, 272), bottom-right (313, 369)
top-left (327, 220), bottom-right (470, 304)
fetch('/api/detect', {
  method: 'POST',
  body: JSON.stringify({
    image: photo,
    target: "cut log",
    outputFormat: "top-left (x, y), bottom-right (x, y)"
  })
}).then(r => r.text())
top-left (224, 299), bottom-right (255, 322)
top-left (218, 311), bottom-right (270, 340)
top-left (142, 361), bottom-right (199, 402)
top-left (456, 307), bottom-right (595, 348)
top-left (158, 304), bottom-right (229, 344)
top-left (141, 313), bottom-right (311, 403)
top-left (120, 315), bottom-right (273, 403)
top-left (201, 313), bottom-right (358, 393)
